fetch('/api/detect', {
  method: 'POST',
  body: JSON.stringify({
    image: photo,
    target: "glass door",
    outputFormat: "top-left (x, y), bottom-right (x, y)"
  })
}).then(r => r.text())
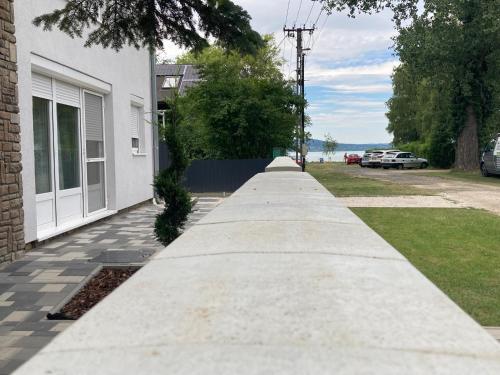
top-left (54, 102), bottom-right (84, 224)
top-left (83, 92), bottom-right (106, 214)
top-left (33, 97), bottom-right (56, 231)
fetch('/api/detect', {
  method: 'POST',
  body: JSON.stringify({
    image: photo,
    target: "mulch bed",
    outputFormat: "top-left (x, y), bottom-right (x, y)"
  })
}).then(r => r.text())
top-left (47, 267), bottom-right (138, 320)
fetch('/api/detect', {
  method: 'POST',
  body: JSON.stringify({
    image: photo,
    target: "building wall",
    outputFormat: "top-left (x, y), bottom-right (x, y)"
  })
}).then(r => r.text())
top-left (15, 0), bottom-right (153, 243)
top-left (0, 0), bottom-right (24, 262)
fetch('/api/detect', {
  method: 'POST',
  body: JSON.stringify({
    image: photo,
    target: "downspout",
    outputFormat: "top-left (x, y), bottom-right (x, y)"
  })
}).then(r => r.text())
top-left (150, 50), bottom-right (159, 199)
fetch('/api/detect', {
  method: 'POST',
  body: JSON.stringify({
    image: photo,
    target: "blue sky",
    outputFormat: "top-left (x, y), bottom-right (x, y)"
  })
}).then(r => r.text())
top-left (163, 0), bottom-right (399, 144)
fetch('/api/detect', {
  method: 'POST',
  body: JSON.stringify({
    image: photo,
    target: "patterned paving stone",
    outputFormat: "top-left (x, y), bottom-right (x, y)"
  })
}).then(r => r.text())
top-left (0, 198), bottom-right (222, 374)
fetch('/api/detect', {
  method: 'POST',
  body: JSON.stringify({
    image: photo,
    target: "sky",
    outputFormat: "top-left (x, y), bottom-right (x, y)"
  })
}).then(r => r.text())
top-left (161, 0), bottom-right (399, 144)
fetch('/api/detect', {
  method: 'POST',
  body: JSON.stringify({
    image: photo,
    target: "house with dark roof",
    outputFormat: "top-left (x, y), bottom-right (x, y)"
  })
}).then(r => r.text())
top-left (156, 64), bottom-right (201, 110)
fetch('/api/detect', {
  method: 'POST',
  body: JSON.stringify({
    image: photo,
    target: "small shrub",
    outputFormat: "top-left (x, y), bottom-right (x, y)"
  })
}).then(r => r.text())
top-left (154, 94), bottom-right (192, 246)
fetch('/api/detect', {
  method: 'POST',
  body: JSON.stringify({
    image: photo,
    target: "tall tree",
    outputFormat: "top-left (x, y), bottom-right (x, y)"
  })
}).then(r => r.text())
top-left (33, 0), bottom-right (263, 54)
top-left (321, 0), bottom-right (500, 170)
top-left (391, 0), bottom-right (500, 170)
top-left (174, 38), bottom-right (303, 159)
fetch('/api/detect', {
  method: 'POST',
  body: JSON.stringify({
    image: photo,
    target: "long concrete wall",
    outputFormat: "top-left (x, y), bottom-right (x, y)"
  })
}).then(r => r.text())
top-left (14, 167), bottom-right (500, 374)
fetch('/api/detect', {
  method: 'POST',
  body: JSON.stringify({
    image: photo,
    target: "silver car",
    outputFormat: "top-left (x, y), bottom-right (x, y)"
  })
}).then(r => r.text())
top-left (381, 152), bottom-right (429, 169)
top-left (360, 153), bottom-right (372, 167)
top-left (369, 150), bottom-right (400, 168)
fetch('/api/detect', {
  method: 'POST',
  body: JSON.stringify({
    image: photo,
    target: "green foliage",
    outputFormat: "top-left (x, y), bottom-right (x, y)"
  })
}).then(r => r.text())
top-left (34, 0), bottom-right (263, 54)
top-left (175, 38), bottom-right (303, 159)
top-left (323, 133), bottom-right (338, 156)
top-left (320, 0), bottom-right (418, 27)
top-left (154, 92), bottom-right (192, 246)
top-left (386, 0), bottom-right (500, 169)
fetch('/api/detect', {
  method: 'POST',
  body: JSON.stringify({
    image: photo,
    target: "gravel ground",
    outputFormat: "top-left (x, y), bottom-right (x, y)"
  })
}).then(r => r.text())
top-left (339, 168), bottom-right (500, 214)
top-left (338, 195), bottom-right (465, 208)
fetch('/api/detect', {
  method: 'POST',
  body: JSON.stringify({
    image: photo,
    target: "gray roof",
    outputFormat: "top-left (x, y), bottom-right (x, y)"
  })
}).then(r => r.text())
top-left (156, 64), bottom-right (201, 103)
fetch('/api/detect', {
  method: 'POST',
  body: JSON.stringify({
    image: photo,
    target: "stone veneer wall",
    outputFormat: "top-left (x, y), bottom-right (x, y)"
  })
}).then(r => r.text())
top-left (0, 0), bottom-right (24, 264)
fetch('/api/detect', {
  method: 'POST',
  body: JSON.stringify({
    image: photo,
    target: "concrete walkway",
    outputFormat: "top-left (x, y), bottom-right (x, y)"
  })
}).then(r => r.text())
top-left (0, 198), bottom-right (222, 374)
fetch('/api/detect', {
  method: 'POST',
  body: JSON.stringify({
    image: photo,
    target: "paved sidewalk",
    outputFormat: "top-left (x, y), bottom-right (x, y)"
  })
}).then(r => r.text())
top-left (0, 198), bottom-right (222, 374)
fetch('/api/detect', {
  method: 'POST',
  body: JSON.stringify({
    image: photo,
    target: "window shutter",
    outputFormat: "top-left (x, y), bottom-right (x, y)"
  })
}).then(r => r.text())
top-left (130, 106), bottom-right (139, 139)
top-left (32, 73), bottom-right (52, 99)
top-left (55, 80), bottom-right (80, 107)
top-left (84, 93), bottom-right (103, 142)
top-left (139, 111), bottom-right (146, 152)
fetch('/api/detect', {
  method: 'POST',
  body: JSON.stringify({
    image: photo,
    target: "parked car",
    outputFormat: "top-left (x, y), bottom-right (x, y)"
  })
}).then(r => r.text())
top-left (369, 150), bottom-right (400, 168)
top-left (481, 134), bottom-right (500, 176)
top-left (346, 154), bottom-right (361, 165)
top-left (360, 152), bottom-right (372, 167)
top-left (381, 152), bottom-right (429, 169)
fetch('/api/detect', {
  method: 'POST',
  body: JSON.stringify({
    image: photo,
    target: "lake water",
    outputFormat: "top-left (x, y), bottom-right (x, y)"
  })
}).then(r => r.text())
top-left (288, 151), bottom-right (365, 162)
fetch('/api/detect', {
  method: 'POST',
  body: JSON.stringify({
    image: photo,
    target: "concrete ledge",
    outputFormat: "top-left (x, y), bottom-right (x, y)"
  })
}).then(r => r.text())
top-left (265, 156), bottom-right (301, 172)
top-left (14, 172), bottom-right (500, 374)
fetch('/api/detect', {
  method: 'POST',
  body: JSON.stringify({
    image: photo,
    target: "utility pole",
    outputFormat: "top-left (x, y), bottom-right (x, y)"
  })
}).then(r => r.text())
top-left (284, 26), bottom-right (314, 171)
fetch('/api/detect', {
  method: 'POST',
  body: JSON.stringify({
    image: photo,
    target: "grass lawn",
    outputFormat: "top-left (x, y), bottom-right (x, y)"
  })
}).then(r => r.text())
top-left (307, 163), bottom-right (429, 197)
top-left (421, 169), bottom-right (500, 186)
top-left (352, 207), bottom-right (500, 326)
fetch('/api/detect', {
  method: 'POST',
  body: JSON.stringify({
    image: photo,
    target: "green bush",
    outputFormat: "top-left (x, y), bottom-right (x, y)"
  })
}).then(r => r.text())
top-left (154, 98), bottom-right (192, 246)
top-left (395, 141), bottom-right (430, 160)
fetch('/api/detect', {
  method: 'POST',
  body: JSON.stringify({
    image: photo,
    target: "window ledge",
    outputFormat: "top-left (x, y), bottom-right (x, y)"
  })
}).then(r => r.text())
top-left (132, 152), bottom-right (148, 157)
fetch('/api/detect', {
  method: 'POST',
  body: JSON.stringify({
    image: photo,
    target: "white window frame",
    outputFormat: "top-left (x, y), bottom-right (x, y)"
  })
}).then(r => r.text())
top-left (130, 99), bottom-right (146, 156)
top-left (82, 90), bottom-right (108, 216)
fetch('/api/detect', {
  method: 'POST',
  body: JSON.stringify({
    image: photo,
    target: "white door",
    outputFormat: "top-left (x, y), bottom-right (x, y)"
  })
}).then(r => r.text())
top-left (33, 75), bottom-right (84, 233)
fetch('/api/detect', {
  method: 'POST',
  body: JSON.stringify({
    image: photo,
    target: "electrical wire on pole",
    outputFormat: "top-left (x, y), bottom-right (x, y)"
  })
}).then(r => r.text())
top-left (304, 0), bottom-right (317, 26)
top-left (310, 12), bottom-right (330, 51)
top-left (283, 25), bottom-right (314, 171)
top-left (294, 0), bottom-right (304, 25)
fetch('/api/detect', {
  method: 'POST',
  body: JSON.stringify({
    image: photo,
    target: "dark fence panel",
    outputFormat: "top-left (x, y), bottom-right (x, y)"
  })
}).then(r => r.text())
top-left (159, 142), bottom-right (170, 171)
top-left (159, 142), bottom-right (272, 192)
top-left (183, 159), bottom-right (273, 193)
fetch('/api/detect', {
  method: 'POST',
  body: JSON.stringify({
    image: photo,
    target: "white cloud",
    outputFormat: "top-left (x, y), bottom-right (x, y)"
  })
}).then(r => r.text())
top-left (158, 0), bottom-right (399, 143)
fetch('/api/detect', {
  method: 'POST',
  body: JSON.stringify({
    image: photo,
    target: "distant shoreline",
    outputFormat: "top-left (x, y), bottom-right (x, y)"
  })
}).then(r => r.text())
top-left (307, 139), bottom-right (392, 152)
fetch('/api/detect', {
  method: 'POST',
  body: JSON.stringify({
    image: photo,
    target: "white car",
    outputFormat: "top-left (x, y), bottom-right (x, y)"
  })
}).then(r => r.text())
top-left (381, 152), bottom-right (429, 169)
top-left (368, 150), bottom-right (400, 168)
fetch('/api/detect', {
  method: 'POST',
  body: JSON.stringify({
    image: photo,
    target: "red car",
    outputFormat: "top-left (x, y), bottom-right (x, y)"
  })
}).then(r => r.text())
top-left (346, 154), bottom-right (361, 165)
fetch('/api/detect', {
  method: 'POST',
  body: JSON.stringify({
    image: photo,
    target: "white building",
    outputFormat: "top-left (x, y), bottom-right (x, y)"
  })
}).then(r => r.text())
top-left (15, 1), bottom-right (155, 243)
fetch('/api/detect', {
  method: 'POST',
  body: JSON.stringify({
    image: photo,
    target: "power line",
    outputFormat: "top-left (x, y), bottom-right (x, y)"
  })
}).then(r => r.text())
top-left (294, 0), bottom-right (303, 25)
top-left (304, 0), bottom-right (316, 26)
top-left (311, 12), bottom-right (330, 51)
top-left (312, 6), bottom-right (324, 27)
top-left (284, 0), bottom-right (291, 26)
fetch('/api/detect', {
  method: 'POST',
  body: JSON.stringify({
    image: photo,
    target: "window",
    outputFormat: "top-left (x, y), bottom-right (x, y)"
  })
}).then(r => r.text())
top-left (130, 104), bottom-right (145, 154)
top-left (57, 104), bottom-right (80, 190)
top-left (162, 76), bottom-right (179, 89)
top-left (33, 97), bottom-right (52, 194)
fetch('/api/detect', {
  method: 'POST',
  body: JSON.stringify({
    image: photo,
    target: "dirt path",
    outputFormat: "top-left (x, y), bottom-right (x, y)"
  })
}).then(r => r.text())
top-left (340, 168), bottom-right (500, 214)
top-left (338, 195), bottom-right (465, 208)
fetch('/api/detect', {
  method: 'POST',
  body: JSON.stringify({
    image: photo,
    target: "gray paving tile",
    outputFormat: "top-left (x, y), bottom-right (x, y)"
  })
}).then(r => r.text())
top-left (0, 284), bottom-right (14, 294)
top-left (0, 200), bottom-right (221, 372)
top-left (0, 359), bottom-right (24, 375)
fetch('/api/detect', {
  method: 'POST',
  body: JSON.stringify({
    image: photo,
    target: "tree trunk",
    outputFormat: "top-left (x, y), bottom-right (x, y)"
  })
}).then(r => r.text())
top-left (454, 105), bottom-right (480, 171)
